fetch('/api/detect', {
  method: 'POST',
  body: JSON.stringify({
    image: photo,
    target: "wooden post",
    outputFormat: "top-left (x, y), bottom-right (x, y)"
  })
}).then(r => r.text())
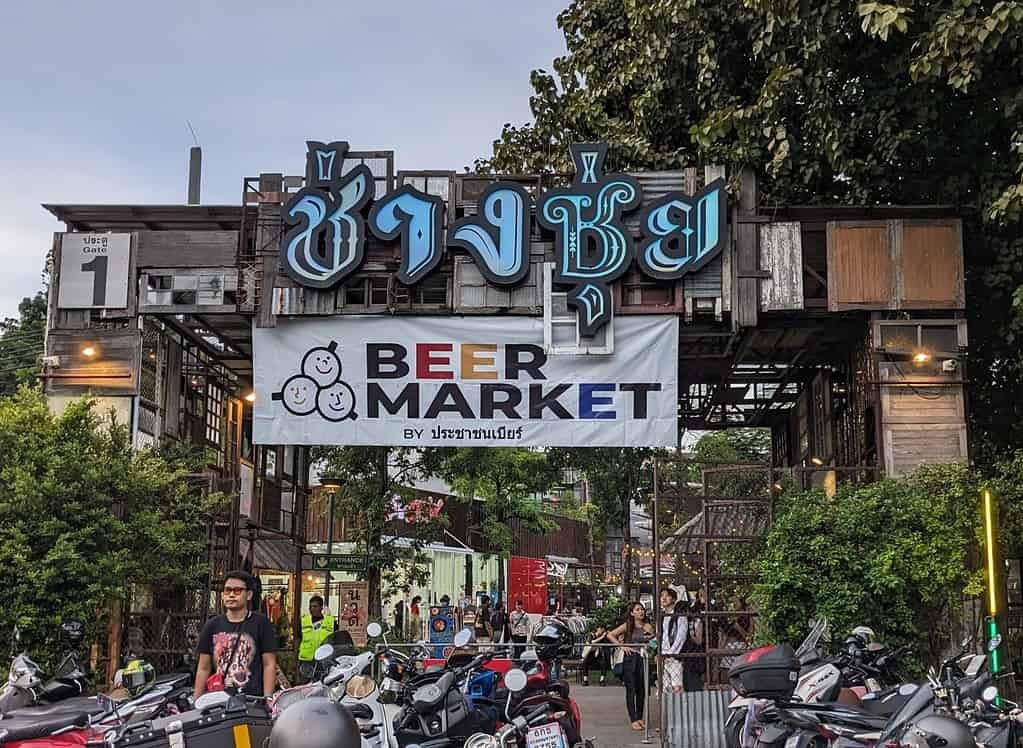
top-left (734, 168), bottom-right (759, 330)
top-left (255, 173), bottom-right (283, 329)
top-left (105, 598), bottom-right (123, 688)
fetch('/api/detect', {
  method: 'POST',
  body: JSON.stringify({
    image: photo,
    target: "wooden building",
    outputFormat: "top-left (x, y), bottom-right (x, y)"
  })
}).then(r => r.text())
top-left (37, 149), bottom-right (968, 652)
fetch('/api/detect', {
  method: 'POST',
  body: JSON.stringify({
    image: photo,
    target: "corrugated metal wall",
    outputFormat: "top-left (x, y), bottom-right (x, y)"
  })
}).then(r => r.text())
top-left (662, 690), bottom-right (731, 748)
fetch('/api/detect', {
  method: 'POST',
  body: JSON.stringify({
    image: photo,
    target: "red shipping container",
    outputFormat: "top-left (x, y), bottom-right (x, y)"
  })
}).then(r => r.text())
top-left (509, 556), bottom-right (547, 614)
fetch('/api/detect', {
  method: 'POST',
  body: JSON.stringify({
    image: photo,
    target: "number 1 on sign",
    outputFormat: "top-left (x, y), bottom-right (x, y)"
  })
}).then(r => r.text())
top-left (81, 256), bottom-right (108, 306)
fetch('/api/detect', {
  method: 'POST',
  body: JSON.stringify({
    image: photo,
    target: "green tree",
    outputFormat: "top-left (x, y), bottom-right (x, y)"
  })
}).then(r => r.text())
top-left (0, 388), bottom-right (227, 668)
top-left (313, 447), bottom-right (445, 618)
top-left (549, 447), bottom-right (652, 599)
top-left (0, 292), bottom-right (47, 395)
top-left (478, 0), bottom-right (1023, 462)
top-left (753, 463), bottom-right (981, 667)
top-left (437, 448), bottom-right (559, 601)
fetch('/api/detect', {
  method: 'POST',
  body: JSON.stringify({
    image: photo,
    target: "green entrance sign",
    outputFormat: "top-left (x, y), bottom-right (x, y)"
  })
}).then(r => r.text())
top-left (311, 554), bottom-right (367, 574)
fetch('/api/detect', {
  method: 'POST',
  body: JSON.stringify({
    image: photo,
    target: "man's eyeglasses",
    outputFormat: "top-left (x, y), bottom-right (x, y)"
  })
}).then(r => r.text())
top-left (222, 586), bottom-right (248, 595)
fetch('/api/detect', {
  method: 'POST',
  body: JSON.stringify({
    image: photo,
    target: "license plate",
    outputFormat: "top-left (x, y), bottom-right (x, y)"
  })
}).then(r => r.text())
top-left (526, 722), bottom-right (568, 748)
top-left (784, 736), bottom-right (802, 748)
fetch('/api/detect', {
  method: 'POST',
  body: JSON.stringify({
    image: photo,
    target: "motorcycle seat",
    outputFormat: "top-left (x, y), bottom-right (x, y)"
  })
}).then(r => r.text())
top-left (0, 711), bottom-right (91, 742)
top-left (2, 697), bottom-right (105, 720)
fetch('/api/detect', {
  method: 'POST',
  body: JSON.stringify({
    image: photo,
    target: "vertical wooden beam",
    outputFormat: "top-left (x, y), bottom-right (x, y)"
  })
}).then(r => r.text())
top-left (734, 168), bottom-right (759, 329)
top-left (105, 597), bottom-right (123, 688)
top-left (255, 173), bottom-right (283, 329)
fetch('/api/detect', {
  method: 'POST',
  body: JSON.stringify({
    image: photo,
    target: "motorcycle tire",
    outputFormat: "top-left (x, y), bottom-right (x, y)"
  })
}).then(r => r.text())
top-left (724, 707), bottom-right (746, 748)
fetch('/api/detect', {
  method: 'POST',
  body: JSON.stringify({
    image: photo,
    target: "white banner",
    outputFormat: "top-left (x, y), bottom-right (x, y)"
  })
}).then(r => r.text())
top-left (252, 315), bottom-right (678, 447)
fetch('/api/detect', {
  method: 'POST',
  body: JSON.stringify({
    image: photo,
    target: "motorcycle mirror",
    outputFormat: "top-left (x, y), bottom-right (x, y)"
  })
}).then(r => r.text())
top-left (453, 629), bottom-right (472, 648)
top-left (366, 622), bottom-right (383, 639)
top-left (982, 685), bottom-right (999, 703)
top-left (988, 634), bottom-right (1002, 652)
top-left (314, 644), bottom-right (335, 662)
top-left (194, 691), bottom-right (230, 710)
top-left (505, 668), bottom-right (528, 693)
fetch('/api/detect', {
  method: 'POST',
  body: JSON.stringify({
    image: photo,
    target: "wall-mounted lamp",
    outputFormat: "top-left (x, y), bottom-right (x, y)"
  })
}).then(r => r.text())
top-left (912, 350), bottom-right (932, 365)
top-left (244, 391), bottom-right (256, 403)
top-left (81, 345), bottom-right (97, 358)
top-left (810, 456), bottom-right (824, 467)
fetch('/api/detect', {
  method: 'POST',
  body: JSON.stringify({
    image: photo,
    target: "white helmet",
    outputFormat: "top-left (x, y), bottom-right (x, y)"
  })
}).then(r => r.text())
top-left (851, 626), bottom-right (876, 644)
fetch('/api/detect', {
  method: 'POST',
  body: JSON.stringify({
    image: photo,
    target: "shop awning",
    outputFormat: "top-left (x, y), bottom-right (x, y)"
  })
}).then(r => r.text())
top-left (240, 537), bottom-right (301, 573)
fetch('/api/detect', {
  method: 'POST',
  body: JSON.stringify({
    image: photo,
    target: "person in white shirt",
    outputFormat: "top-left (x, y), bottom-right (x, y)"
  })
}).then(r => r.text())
top-left (659, 587), bottom-right (688, 694)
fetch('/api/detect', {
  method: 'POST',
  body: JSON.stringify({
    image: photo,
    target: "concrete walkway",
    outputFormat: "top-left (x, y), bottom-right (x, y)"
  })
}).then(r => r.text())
top-left (573, 680), bottom-right (661, 748)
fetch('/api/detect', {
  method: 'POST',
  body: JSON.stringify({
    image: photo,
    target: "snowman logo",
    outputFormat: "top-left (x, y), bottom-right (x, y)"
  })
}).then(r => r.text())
top-left (271, 341), bottom-right (358, 422)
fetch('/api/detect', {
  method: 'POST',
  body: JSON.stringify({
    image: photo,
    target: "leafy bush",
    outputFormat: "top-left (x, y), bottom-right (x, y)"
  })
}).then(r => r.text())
top-left (0, 389), bottom-right (227, 669)
top-left (752, 463), bottom-right (982, 672)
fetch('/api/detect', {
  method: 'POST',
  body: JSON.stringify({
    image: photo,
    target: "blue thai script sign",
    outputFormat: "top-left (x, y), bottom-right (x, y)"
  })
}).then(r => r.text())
top-left (280, 141), bottom-right (728, 334)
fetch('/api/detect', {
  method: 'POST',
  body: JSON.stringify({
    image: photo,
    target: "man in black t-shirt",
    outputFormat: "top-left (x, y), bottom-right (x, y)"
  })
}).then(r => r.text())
top-left (194, 570), bottom-right (277, 699)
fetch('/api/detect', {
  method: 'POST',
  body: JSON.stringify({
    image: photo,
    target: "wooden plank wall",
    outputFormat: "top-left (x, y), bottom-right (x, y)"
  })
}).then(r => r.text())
top-left (44, 328), bottom-right (140, 395)
top-left (136, 231), bottom-right (237, 267)
top-left (826, 219), bottom-right (964, 311)
top-left (879, 361), bottom-right (967, 477)
top-left (759, 222), bottom-right (804, 310)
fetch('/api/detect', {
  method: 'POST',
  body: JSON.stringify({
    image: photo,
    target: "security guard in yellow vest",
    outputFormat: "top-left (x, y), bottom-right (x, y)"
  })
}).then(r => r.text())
top-left (298, 596), bottom-right (336, 679)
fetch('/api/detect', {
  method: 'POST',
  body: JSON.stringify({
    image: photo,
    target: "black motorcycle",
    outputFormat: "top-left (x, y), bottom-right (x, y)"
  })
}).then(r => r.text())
top-left (0, 622), bottom-right (90, 716)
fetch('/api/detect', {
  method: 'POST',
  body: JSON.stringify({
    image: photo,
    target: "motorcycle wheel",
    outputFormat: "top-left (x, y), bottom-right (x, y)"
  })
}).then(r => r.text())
top-left (724, 707), bottom-right (746, 748)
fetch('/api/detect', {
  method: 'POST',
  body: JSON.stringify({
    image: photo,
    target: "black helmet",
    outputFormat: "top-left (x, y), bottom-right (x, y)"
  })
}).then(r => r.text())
top-left (269, 697), bottom-right (361, 748)
top-left (533, 620), bottom-right (574, 660)
top-left (899, 715), bottom-right (975, 748)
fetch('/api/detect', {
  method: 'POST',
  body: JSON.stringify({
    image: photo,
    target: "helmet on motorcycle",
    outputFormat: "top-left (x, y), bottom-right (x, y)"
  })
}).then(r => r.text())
top-left (269, 697), bottom-right (361, 748)
top-left (899, 715), bottom-right (975, 748)
top-left (120, 658), bottom-right (156, 696)
top-left (533, 620), bottom-right (574, 661)
top-left (850, 626), bottom-right (876, 645)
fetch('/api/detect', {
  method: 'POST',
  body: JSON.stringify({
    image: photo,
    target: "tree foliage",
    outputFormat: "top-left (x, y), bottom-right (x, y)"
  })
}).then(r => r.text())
top-left (479, 0), bottom-right (1023, 460)
top-left (313, 447), bottom-right (445, 615)
top-left (436, 448), bottom-right (559, 596)
top-left (0, 389), bottom-right (226, 668)
top-left (753, 463), bottom-right (982, 667)
top-left (0, 292), bottom-right (47, 395)
top-left (549, 447), bottom-right (652, 597)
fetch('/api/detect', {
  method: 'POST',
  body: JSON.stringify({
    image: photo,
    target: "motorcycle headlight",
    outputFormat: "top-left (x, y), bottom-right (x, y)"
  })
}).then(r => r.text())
top-left (345, 675), bottom-right (376, 699)
top-left (464, 734), bottom-right (501, 748)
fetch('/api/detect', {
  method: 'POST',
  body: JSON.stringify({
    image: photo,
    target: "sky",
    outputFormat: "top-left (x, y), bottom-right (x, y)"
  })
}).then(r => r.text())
top-left (0, 1), bottom-right (567, 320)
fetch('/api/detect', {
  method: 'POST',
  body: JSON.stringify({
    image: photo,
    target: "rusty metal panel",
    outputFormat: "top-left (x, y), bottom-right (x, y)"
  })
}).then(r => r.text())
top-left (663, 689), bottom-right (731, 747)
top-left (759, 222), bottom-right (804, 310)
top-left (827, 221), bottom-right (895, 310)
top-left (683, 255), bottom-right (723, 300)
top-left (899, 219), bottom-right (964, 308)
top-left (624, 171), bottom-right (684, 235)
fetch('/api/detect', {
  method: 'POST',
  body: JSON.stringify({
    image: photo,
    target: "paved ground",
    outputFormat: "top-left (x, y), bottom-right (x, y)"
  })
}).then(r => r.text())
top-left (572, 680), bottom-right (661, 748)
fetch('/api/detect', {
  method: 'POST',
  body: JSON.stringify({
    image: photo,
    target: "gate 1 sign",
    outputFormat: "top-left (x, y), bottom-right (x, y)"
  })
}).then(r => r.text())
top-left (58, 233), bottom-right (131, 309)
top-left (252, 315), bottom-right (678, 447)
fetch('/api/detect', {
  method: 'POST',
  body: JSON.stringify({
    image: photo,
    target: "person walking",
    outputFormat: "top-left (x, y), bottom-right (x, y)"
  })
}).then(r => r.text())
top-left (509, 600), bottom-right (530, 658)
top-left (476, 597), bottom-right (493, 642)
top-left (297, 595), bottom-right (335, 682)
top-left (681, 593), bottom-right (706, 692)
top-left (659, 587), bottom-right (688, 694)
top-left (608, 602), bottom-right (654, 731)
top-left (194, 570), bottom-right (277, 699)
top-left (394, 598), bottom-right (405, 640)
top-left (490, 602), bottom-right (510, 645)
top-left (409, 596), bottom-right (422, 641)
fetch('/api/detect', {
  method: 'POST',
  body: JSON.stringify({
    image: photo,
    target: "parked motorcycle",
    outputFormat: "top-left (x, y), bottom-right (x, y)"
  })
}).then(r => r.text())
top-left (464, 667), bottom-right (593, 748)
top-left (0, 623), bottom-right (90, 717)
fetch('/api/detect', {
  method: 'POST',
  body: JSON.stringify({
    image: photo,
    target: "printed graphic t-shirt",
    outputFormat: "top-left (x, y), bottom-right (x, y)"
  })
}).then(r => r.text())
top-left (197, 612), bottom-right (277, 696)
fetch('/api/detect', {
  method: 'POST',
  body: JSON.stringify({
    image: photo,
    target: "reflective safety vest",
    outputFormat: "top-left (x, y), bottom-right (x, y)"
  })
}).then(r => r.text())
top-left (299, 614), bottom-right (335, 661)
